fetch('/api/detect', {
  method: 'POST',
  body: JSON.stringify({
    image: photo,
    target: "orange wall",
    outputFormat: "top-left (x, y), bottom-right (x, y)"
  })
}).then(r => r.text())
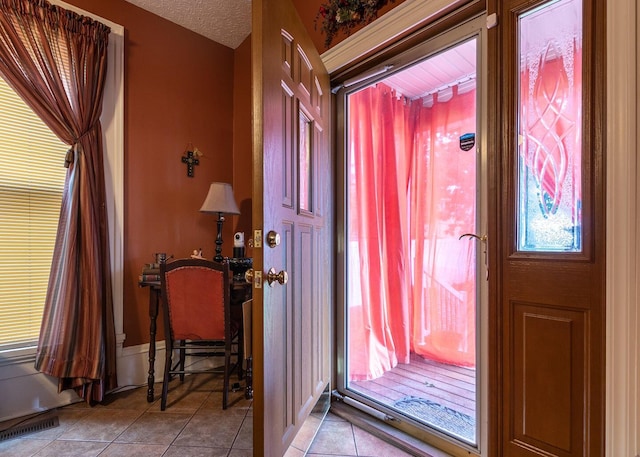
top-left (231, 36), bottom-right (253, 245)
top-left (63, 0), bottom-right (243, 346)
top-left (291, 0), bottom-right (407, 54)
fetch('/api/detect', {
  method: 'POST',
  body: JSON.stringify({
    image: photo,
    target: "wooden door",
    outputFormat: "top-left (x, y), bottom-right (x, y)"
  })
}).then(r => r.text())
top-left (488, 0), bottom-right (605, 455)
top-left (252, 0), bottom-right (333, 455)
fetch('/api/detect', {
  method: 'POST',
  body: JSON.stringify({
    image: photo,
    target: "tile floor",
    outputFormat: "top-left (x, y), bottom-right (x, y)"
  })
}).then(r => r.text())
top-left (0, 373), bottom-right (415, 457)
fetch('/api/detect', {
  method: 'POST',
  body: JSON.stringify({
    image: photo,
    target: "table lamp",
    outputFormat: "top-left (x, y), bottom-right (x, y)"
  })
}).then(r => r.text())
top-left (200, 182), bottom-right (240, 262)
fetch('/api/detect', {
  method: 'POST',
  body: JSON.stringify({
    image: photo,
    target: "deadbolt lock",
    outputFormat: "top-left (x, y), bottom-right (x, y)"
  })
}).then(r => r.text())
top-left (244, 268), bottom-right (262, 288)
top-left (266, 230), bottom-right (281, 248)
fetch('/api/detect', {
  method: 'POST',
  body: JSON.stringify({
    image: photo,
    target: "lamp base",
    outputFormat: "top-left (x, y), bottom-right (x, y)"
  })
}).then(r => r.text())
top-left (214, 212), bottom-right (225, 262)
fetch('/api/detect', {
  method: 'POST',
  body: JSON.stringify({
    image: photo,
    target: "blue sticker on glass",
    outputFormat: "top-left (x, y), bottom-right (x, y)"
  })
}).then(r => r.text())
top-left (460, 133), bottom-right (475, 151)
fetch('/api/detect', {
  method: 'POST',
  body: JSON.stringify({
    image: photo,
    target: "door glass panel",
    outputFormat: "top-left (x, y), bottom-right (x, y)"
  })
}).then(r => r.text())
top-left (517, 0), bottom-right (582, 252)
top-left (345, 38), bottom-right (478, 445)
top-left (299, 109), bottom-right (312, 212)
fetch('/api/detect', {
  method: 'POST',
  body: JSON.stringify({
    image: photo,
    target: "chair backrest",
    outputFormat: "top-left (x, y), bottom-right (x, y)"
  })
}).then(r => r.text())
top-left (160, 258), bottom-right (230, 341)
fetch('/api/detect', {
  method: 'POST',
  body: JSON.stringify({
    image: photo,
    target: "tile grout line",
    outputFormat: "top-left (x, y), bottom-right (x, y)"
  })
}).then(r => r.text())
top-left (159, 387), bottom-right (216, 455)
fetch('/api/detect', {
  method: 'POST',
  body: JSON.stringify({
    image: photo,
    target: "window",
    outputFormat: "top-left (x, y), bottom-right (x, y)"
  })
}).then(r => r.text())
top-left (0, 76), bottom-right (67, 351)
top-left (0, 0), bottom-right (124, 360)
top-left (517, 0), bottom-right (583, 252)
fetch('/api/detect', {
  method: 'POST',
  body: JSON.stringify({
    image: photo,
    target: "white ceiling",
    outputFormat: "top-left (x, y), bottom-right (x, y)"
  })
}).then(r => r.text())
top-left (367, 39), bottom-right (477, 101)
top-left (123, 0), bottom-right (251, 49)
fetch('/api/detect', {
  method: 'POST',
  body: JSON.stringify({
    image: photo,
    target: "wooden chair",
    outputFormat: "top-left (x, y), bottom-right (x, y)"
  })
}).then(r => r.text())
top-left (159, 258), bottom-right (239, 410)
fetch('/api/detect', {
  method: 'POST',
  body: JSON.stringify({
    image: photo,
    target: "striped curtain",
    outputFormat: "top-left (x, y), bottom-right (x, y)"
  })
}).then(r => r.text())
top-left (0, 0), bottom-right (116, 402)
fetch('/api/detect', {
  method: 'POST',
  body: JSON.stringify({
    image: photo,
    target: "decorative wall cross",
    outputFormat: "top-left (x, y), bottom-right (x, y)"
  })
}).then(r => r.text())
top-left (181, 150), bottom-right (199, 177)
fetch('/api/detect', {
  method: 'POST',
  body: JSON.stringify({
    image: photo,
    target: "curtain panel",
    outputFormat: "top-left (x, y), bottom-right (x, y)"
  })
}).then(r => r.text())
top-left (0, 0), bottom-right (116, 402)
top-left (347, 84), bottom-right (412, 381)
top-left (347, 83), bottom-right (477, 381)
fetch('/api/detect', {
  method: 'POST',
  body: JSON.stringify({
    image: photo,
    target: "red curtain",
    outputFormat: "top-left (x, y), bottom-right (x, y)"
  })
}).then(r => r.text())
top-left (0, 0), bottom-right (117, 402)
top-left (348, 83), bottom-right (477, 381)
top-left (347, 84), bottom-right (411, 380)
top-left (408, 88), bottom-right (477, 367)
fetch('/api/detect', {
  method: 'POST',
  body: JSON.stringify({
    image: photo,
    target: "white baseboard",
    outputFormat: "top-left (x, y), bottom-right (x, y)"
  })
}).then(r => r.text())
top-left (118, 340), bottom-right (166, 389)
top-left (0, 339), bottom-right (234, 422)
top-left (0, 339), bottom-right (165, 422)
top-left (0, 362), bottom-right (80, 423)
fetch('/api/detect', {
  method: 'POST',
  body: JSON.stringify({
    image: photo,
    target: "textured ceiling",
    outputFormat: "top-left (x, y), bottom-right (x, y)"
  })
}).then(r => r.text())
top-left (123, 0), bottom-right (251, 49)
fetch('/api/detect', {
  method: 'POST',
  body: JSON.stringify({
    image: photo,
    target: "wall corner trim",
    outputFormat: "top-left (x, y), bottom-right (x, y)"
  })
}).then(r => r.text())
top-left (606, 0), bottom-right (639, 455)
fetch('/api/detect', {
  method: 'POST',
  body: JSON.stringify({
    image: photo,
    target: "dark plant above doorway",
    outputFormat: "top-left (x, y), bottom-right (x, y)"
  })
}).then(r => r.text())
top-left (315, 0), bottom-right (395, 48)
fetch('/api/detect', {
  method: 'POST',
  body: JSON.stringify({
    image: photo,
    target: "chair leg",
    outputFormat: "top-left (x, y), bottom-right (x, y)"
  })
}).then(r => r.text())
top-left (237, 334), bottom-right (244, 380)
top-left (179, 342), bottom-right (186, 382)
top-left (244, 356), bottom-right (253, 400)
top-left (223, 349), bottom-right (230, 410)
top-left (161, 339), bottom-right (173, 411)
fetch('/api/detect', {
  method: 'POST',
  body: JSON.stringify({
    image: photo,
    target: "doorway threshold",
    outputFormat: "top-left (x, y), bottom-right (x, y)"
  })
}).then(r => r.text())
top-left (330, 400), bottom-right (454, 457)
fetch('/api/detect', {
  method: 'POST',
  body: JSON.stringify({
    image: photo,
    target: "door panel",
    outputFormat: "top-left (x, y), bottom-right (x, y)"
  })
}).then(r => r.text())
top-left (489, 0), bottom-right (605, 455)
top-left (511, 302), bottom-right (585, 454)
top-left (252, 0), bottom-right (333, 455)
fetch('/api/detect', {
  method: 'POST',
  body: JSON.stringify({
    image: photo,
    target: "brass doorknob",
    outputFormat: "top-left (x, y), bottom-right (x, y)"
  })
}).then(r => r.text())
top-left (266, 267), bottom-right (288, 286)
top-left (244, 268), bottom-right (254, 283)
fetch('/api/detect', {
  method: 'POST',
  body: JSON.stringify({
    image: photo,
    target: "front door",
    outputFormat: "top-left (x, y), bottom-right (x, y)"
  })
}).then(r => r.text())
top-left (489, 0), bottom-right (605, 455)
top-left (252, 0), bottom-right (333, 455)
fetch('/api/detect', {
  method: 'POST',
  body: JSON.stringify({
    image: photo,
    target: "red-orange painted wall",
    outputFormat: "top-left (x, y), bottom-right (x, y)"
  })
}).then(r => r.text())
top-left (231, 36), bottom-right (253, 246)
top-left (62, 0), bottom-right (247, 346)
top-left (291, 0), bottom-right (407, 54)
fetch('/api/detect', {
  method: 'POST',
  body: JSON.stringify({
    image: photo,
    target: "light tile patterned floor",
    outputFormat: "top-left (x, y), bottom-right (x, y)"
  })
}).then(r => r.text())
top-left (304, 414), bottom-right (414, 457)
top-left (0, 373), bottom-right (414, 456)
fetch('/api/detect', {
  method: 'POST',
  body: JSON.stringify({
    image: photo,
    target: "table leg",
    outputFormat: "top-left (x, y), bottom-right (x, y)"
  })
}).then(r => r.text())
top-left (245, 356), bottom-right (253, 400)
top-left (147, 288), bottom-right (159, 402)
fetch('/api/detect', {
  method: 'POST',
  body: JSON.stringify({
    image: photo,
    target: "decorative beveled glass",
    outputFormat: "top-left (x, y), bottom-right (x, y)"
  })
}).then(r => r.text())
top-left (517, 0), bottom-right (582, 252)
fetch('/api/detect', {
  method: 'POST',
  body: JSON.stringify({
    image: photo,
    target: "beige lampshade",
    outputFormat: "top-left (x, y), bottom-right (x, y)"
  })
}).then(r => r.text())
top-left (199, 182), bottom-right (240, 214)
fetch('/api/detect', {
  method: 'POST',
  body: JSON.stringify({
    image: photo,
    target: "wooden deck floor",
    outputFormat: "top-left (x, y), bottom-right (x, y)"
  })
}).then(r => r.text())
top-left (349, 352), bottom-right (476, 418)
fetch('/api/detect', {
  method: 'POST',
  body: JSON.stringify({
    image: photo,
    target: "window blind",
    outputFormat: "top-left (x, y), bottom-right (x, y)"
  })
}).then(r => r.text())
top-left (0, 76), bottom-right (67, 350)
